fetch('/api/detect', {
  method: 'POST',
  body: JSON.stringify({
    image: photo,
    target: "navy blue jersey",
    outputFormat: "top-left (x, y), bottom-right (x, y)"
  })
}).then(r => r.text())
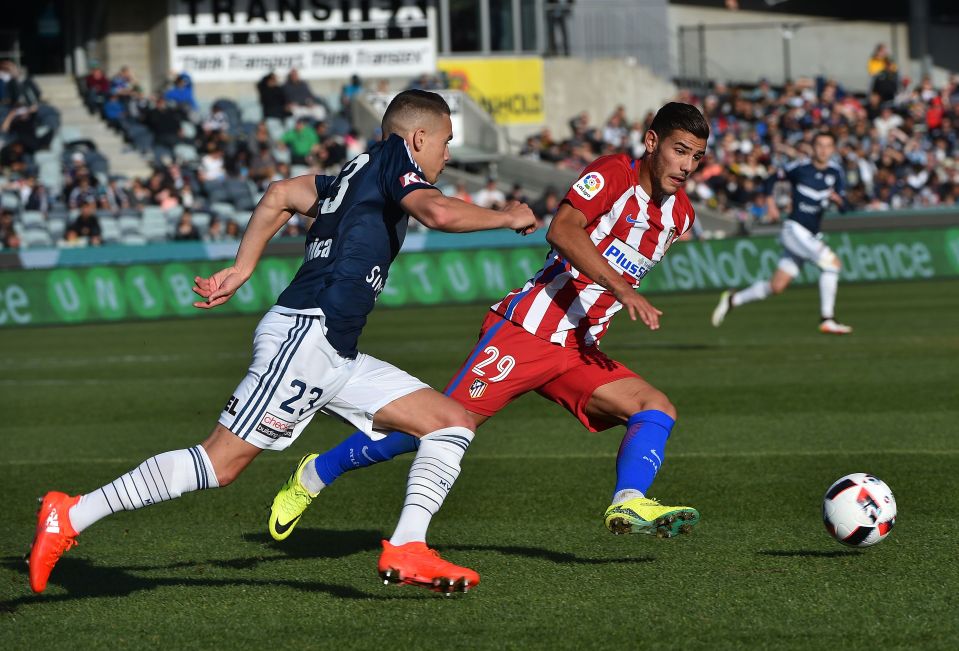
top-left (772, 160), bottom-right (846, 233)
top-left (275, 134), bottom-right (435, 357)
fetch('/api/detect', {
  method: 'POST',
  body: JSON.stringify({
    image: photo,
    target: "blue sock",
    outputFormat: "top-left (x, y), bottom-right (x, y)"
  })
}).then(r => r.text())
top-left (313, 430), bottom-right (418, 485)
top-left (613, 410), bottom-right (675, 498)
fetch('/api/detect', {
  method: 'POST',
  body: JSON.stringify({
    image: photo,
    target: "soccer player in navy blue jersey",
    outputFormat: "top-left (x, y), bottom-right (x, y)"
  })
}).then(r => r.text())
top-left (711, 131), bottom-right (853, 334)
top-left (28, 90), bottom-right (536, 595)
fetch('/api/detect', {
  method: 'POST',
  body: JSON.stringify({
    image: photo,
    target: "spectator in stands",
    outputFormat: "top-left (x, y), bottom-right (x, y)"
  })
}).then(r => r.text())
top-left (65, 200), bottom-right (102, 246)
top-left (602, 106), bottom-right (629, 149)
top-left (282, 117), bottom-right (319, 165)
top-left (406, 73), bottom-right (440, 91)
top-left (874, 105), bottom-right (904, 142)
top-left (84, 63), bottom-right (110, 103)
top-left (249, 142), bottom-right (277, 188)
top-left (257, 71), bottom-right (287, 120)
top-left (198, 143), bottom-right (226, 183)
top-left (110, 66), bottom-right (135, 98)
top-left (163, 72), bottom-right (198, 113)
top-left (102, 94), bottom-right (126, 130)
top-left (201, 106), bottom-right (230, 138)
top-left (452, 181), bottom-right (472, 203)
top-left (130, 178), bottom-right (152, 209)
top-left (282, 218), bottom-right (304, 238)
top-left (1, 61), bottom-right (41, 105)
top-left (472, 177), bottom-right (506, 209)
top-left (223, 219), bottom-right (241, 239)
top-left (1, 103), bottom-right (52, 154)
top-left (68, 176), bottom-right (98, 209)
top-left (507, 182), bottom-right (528, 205)
top-left (546, 0), bottom-right (572, 57)
top-left (340, 73), bottom-right (363, 112)
top-left (869, 44), bottom-right (899, 103)
top-left (101, 177), bottom-right (131, 213)
top-left (531, 186), bottom-right (561, 225)
top-left (146, 96), bottom-right (183, 161)
top-left (173, 208), bottom-right (201, 241)
top-left (0, 208), bottom-right (19, 249)
top-left (284, 69), bottom-right (328, 122)
top-left (867, 44), bottom-right (892, 78)
top-left (21, 176), bottom-right (50, 213)
top-left (344, 129), bottom-right (364, 160)
top-left (314, 120), bottom-right (346, 168)
top-left (206, 217), bottom-right (224, 241)
top-left (0, 140), bottom-right (29, 175)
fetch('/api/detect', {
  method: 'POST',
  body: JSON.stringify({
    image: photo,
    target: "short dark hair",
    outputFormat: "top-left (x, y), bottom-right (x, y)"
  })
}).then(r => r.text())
top-left (813, 130), bottom-right (836, 143)
top-left (381, 89), bottom-right (451, 135)
top-left (649, 102), bottom-right (710, 141)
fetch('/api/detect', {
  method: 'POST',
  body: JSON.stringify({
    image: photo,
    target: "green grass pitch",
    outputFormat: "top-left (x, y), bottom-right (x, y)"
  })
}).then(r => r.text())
top-left (2, 279), bottom-right (958, 649)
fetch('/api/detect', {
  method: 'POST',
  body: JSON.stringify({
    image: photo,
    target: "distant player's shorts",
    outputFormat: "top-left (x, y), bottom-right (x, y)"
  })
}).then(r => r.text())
top-left (220, 309), bottom-right (429, 450)
top-left (444, 312), bottom-right (637, 432)
top-left (778, 220), bottom-right (840, 277)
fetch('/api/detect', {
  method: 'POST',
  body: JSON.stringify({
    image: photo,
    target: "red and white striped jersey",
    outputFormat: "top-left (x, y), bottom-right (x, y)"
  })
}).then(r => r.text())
top-left (491, 154), bottom-right (695, 348)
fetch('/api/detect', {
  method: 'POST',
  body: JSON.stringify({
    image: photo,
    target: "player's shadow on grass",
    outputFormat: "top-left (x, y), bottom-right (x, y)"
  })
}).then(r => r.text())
top-left (616, 342), bottom-right (716, 351)
top-left (757, 549), bottom-right (863, 558)
top-left (444, 544), bottom-right (654, 565)
top-left (243, 527), bottom-right (384, 558)
top-left (0, 552), bottom-right (401, 614)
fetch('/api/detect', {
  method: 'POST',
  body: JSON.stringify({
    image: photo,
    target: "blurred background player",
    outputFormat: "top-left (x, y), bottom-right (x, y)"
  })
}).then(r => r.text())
top-left (711, 131), bottom-right (852, 334)
top-left (27, 90), bottom-right (536, 596)
top-left (268, 102), bottom-right (709, 545)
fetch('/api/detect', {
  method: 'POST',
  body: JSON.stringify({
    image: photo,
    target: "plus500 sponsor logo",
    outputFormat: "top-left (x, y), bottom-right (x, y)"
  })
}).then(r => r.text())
top-left (603, 242), bottom-right (650, 280)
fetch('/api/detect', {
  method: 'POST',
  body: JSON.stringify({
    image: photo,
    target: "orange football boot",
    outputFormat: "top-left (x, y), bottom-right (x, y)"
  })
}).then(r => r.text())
top-left (378, 540), bottom-right (479, 595)
top-left (28, 491), bottom-right (80, 593)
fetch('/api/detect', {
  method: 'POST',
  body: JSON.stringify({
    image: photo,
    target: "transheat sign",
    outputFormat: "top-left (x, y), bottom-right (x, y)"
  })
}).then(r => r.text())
top-left (168, 0), bottom-right (436, 81)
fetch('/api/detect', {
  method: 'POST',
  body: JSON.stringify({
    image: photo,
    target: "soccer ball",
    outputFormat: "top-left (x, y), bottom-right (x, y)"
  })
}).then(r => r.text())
top-left (822, 473), bottom-right (897, 547)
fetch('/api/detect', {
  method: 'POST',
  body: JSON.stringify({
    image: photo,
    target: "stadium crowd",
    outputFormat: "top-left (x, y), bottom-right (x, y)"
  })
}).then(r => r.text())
top-left (2, 55), bottom-right (958, 249)
top-left (520, 70), bottom-right (959, 230)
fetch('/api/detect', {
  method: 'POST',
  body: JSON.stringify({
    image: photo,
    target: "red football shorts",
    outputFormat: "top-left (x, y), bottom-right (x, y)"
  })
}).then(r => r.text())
top-left (444, 311), bottom-right (637, 432)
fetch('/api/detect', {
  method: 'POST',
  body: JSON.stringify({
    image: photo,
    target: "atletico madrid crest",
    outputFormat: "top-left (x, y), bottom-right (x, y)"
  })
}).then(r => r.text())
top-left (468, 379), bottom-right (487, 399)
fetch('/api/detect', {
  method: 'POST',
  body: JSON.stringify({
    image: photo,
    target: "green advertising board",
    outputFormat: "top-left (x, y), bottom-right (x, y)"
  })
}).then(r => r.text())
top-left (1, 227), bottom-right (957, 328)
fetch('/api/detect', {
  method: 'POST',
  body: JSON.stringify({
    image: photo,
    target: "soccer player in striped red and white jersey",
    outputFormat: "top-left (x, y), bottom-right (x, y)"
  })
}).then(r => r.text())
top-left (272, 102), bottom-right (710, 543)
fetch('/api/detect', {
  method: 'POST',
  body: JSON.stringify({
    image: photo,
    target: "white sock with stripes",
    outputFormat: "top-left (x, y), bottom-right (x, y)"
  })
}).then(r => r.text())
top-left (731, 280), bottom-right (772, 307)
top-left (68, 446), bottom-right (219, 533)
top-left (389, 427), bottom-right (473, 547)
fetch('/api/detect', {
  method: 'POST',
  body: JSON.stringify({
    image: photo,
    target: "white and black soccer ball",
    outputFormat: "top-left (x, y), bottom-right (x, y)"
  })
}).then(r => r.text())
top-left (822, 473), bottom-right (897, 547)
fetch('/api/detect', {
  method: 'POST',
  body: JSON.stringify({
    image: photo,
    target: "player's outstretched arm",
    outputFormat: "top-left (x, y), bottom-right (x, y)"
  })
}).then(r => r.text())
top-left (402, 189), bottom-right (537, 234)
top-left (547, 203), bottom-right (663, 330)
top-left (193, 175), bottom-right (322, 309)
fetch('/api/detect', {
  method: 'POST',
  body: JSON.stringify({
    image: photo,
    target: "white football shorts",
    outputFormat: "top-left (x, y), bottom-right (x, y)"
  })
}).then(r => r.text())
top-left (777, 219), bottom-right (840, 278)
top-left (219, 308), bottom-right (430, 451)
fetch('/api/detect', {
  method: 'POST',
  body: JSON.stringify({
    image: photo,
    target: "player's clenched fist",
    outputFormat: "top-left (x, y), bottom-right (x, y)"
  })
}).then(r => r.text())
top-left (502, 200), bottom-right (537, 235)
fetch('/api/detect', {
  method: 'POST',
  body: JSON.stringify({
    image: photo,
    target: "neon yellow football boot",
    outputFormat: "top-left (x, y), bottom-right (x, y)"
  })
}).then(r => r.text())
top-left (268, 453), bottom-right (320, 541)
top-left (604, 496), bottom-right (700, 538)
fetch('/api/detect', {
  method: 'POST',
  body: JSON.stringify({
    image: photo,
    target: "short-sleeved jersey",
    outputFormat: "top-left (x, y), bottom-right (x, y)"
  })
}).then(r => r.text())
top-left (491, 154), bottom-right (695, 348)
top-left (776, 160), bottom-right (846, 234)
top-left (275, 134), bottom-right (435, 357)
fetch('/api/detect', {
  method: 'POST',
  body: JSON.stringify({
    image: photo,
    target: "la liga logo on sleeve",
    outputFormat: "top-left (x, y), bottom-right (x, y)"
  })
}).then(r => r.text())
top-left (573, 172), bottom-right (605, 199)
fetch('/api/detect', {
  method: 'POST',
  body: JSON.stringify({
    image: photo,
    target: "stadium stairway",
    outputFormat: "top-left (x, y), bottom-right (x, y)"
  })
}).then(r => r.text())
top-left (34, 75), bottom-right (153, 179)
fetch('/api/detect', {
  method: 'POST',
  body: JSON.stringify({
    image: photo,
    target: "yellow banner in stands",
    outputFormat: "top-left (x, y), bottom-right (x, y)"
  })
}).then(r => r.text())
top-left (438, 57), bottom-right (544, 124)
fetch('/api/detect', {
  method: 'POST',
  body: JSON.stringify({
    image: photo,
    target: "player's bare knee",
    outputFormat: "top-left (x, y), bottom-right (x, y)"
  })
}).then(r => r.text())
top-left (433, 402), bottom-right (474, 431)
top-left (630, 389), bottom-right (675, 420)
top-left (650, 395), bottom-right (677, 420)
top-left (212, 465), bottom-right (239, 487)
